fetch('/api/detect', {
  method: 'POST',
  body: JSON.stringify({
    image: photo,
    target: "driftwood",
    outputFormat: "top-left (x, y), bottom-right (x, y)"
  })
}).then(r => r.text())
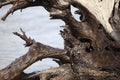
top-left (0, 0), bottom-right (120, 80)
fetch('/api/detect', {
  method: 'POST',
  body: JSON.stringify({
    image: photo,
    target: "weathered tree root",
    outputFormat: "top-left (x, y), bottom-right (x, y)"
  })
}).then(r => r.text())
top-left (0, 0), bottom-right (41, 21)
top-left (0, 29), bottom-right (70, 80)
top-left (20, 64), bottom-right (74, 80)
top-left (0, 0), bottom-right (120, 80)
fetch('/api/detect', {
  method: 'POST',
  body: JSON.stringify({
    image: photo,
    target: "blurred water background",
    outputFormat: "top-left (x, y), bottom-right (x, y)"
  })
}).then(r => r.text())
top-left (0, 5), bottom-right (79, 73)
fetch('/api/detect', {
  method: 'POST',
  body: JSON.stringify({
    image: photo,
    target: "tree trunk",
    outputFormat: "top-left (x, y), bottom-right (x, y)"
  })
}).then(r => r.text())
top-left (0, 0), bottom-right (120, 80)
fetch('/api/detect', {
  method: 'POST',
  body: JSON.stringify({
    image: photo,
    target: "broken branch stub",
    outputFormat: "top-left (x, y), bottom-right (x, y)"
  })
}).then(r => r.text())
top-left (13, 28), bottom-right (34, 47)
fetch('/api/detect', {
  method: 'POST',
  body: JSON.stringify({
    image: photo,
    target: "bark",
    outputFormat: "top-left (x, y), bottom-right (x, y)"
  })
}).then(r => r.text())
top-left (0, 0), bottom-right (120, 80)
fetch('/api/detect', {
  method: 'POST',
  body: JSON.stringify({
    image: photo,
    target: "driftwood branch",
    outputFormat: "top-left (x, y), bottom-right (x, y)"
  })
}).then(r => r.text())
top-left (0, 29), bottom-right (70, 80)
top-left (0, 0), bottom-right (41, 21)
top-left (21, 64), bottom-right (74, 80)
top-left (0, 0), bottom-right (120, 80)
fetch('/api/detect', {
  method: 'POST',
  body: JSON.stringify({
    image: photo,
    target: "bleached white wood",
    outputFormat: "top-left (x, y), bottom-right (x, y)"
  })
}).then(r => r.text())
top-left (73, 0), bottom-right (116, 35)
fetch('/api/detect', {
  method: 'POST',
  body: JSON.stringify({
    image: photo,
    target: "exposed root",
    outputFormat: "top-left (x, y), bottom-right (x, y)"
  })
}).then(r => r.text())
top-left (0, 0), bottom-right (40, 21)
top-left (21, 64), bottom-right (74, 80)
top-left (0, 29), bottom-right (70, 80)
top-left (0, 0), bottom-right (120, 80)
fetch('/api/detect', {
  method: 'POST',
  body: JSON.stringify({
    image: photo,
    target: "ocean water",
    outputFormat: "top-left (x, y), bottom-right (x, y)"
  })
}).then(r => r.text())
top-left (0, 5), bottom-right (65, 73)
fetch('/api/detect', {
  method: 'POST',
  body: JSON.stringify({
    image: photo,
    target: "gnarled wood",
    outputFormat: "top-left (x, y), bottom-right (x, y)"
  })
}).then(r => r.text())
top-left (0, 29), bottom-right (70, 80)
top-left (72, 0), bottom-right (120, 42)
top-left (0, 0), bottom-right (120, 80)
